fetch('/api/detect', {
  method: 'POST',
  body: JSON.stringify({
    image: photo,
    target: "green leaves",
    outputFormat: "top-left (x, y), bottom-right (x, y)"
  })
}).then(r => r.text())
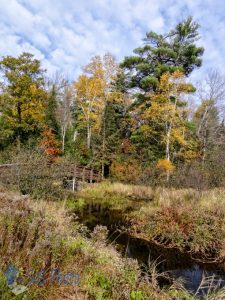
top-left (130, 290), bottom-right (143, 300)
top-left (140, 76), bottom-right (158, 89)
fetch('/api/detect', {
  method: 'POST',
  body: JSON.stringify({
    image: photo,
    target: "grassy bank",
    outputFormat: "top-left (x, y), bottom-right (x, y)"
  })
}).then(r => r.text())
top-left (1, 184), bottom-right (225, 299)
top-left (72, 182), bottom-right (225, 264)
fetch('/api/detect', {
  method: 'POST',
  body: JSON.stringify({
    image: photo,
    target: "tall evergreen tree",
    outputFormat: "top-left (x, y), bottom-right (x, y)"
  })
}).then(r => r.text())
top-left (120, 17), bottom-right (204, 103)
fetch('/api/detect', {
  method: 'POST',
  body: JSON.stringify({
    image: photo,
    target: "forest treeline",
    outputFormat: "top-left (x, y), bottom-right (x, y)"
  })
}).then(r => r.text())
top-left (1, 16), bottom-right (225, 189)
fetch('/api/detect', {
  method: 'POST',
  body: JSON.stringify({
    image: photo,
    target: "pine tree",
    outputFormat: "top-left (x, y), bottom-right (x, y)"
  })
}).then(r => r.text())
top-left (120, 17), bottom-right (204, 103)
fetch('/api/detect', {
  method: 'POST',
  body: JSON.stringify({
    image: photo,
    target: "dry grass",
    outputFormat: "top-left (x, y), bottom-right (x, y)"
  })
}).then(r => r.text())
top-left (77, 182), bottom-right (225, 264)
top-left (106, 182), bottom-right (155, 200)
top-left (2, 183), bottom-right (225, 299)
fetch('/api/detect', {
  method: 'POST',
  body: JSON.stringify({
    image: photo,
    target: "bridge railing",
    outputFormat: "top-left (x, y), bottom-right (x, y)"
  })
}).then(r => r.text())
top-left (0, 163), bottom-right (102, 190)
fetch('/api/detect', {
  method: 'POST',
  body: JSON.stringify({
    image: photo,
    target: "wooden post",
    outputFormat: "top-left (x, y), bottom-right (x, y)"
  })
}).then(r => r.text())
top-left (90, 169), bottom-right (93, 184)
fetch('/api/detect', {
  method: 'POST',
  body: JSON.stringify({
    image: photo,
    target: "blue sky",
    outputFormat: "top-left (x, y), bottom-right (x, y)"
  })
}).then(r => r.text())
top-left (0, 0), bottom-right (224, 81)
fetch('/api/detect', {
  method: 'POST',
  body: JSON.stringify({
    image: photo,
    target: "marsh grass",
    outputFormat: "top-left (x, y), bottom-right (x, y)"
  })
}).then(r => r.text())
top-left (2, 183), bottom-right (225, 299)
top-left (73, 182), bottom-right (225, 264)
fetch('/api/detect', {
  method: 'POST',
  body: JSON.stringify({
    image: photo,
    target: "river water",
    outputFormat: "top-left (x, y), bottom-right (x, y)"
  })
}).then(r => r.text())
top-left (75, 202), bottom-right (225, 297)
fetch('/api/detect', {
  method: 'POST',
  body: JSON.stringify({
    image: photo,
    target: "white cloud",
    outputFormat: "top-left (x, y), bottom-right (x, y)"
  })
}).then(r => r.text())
top-left (0, 0), bottom-right (224, 81)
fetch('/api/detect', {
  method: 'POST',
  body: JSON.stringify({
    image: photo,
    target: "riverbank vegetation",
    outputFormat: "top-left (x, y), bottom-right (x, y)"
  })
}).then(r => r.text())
top-left (72, 182), bottom-right (225, 263)
top-left (1, 186), bottom-right (225, 300)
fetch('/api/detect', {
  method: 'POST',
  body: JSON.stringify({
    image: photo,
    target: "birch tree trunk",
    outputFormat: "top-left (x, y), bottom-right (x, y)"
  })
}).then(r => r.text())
top-left (61, 126), bottom-right (66, 153)
top-left (166, 122), bottom-right (172, 182)
top-left (87, 124), bottom-right (91, 149)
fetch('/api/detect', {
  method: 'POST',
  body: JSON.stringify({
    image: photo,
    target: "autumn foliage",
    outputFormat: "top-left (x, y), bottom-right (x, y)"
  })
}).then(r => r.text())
top-left (156, 159), bottom-right (175, 173)
top-left (40, 126), bottom-right (61, 163)
top-left (110, 159), bottom-right (141, 182)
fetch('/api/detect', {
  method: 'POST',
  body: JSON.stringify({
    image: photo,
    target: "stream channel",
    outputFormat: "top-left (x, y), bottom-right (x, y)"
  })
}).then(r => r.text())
top-left (74, 202), bottom-right (225, 297)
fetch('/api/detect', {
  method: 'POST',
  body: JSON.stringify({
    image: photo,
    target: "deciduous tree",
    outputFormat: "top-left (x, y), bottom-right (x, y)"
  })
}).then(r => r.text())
top-left (133, 71), bottom-right (196, 180)
top-left (0, 52), bottom-right (47, 149)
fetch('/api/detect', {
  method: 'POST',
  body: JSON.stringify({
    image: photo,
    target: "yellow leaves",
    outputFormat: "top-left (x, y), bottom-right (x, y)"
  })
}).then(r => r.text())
top-left (107, 91), bottom-right (124, 104)
top-left (144, 102), bottom-right (174, 123)
top-left (171, 127), bottom-right (186, 145)
top-left (144, 71), bottom-right (191, 123)
top-left (158, 72), bottom-right (172, 93)
top-left (74, 74), bottom-right (105, 133)
top-left (139, 71), bottom-right (196, 162)
top-left (30, 84), bottom-right (37, 94)
top-left (74, 53), bottom-right (121, 147)
top-left (159, 70), bottom-right (194, 97)
top-left (1, 85), bottom-right (47, 131)
top-left (140, 124), bottom-right (152, 135)
top-left (82, 53), bottom-right (118, 86)
top-left (157, 159), bottom-right (175, 173)
top-left (178, 149), bottom-right (200, 161)
top-left (75, 74), bottom-right (104, 100)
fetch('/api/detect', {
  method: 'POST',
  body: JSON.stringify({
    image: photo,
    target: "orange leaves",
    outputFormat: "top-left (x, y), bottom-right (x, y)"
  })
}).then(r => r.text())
top-left (40, 126), bottom-right (61, 163)
top-left (120, 138), bottom-right (135, 154)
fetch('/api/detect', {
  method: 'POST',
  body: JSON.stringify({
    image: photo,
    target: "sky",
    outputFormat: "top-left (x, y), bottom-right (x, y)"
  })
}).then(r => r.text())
top-left (0, 0), bottom-right (224, 81)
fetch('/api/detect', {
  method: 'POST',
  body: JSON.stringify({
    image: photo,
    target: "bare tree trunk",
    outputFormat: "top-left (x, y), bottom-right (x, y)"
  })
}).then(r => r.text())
top-left (202, 131), bottom-right (207, 164)
top-left (72, 164), bottom-right (77, 192)
top-left (166, 122), bottom-right (171, 161)
top-left (166, 122), bottom-right (171, 182)
top-left (87, 125), bottom-right (91, 149)
top-left (62, 126), bottom-right (66, 153)
top-left (73, 130), bottom-right (77, 141)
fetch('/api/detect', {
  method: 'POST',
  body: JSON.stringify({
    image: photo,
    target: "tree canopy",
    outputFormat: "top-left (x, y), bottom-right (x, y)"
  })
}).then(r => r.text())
top-left (1, 17), bottom-right (225, 187)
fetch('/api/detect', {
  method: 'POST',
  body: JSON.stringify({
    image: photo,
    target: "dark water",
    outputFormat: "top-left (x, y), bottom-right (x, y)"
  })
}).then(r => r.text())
top-left (75, 202), bottom-right (225, 296)
top-left (116, 233), bottom-right (225, 296)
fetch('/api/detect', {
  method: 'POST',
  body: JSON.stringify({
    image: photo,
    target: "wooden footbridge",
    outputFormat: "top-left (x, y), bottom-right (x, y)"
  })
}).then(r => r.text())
top-left (66, 165), bottom-right (102, 183)
top-left (0, 163), bottom-right (102, 191)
